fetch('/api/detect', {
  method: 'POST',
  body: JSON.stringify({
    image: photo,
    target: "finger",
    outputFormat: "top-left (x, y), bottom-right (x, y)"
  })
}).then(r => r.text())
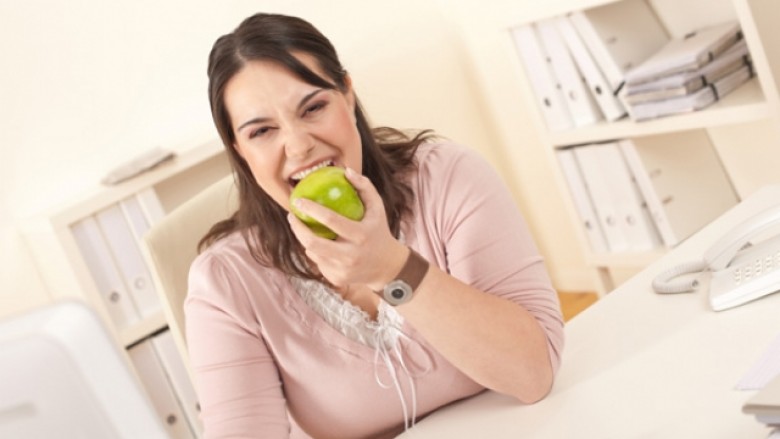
top-left (287, 212), bottom-right (314, 243)
top-left (291, 197), bottom-right (358, 240)
top-left (344, 167), bottom-right (383, 215)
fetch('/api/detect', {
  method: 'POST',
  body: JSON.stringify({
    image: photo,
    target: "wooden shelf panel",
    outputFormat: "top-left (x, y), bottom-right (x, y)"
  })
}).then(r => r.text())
top-left (120, 311), bottom-right (168, 347)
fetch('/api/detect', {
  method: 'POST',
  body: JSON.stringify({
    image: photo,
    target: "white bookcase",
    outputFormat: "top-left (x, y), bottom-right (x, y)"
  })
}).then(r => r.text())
top-left (22, 138), bottom-right (231, 437)
top-left (445, 0), bottom-right (780, 294)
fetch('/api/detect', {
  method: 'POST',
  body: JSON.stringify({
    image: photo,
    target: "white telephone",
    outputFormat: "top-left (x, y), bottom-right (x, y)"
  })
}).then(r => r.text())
top-left (652, 205), bottom-right (780, 311)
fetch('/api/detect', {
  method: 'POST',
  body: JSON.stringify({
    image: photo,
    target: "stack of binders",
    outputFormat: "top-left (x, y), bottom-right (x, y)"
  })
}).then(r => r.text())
top-left (556, 142), bottom-right (662, 254)
top-left (623, 21), bottom-right (753, 121)
top-left (511, 0), bottom-right (670, 131)
top-left (71, 189), bottom-right (168, 333)
top-left (556, 132), bottom-right (739, 254)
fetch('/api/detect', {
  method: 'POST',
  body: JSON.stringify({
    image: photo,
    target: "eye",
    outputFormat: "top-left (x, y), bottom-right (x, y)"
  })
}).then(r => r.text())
top-left (303, 101), bottom-right (327, 116)
top-left (249, 126), bottom-right (273, 139)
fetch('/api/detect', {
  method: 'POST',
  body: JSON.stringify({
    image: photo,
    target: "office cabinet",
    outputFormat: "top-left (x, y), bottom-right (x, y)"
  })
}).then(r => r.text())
top-left (22, 139), bottom-right (231, 436)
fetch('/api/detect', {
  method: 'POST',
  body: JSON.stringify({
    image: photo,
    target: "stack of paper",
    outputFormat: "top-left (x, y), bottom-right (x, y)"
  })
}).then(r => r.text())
top-left (743, 373), bottom-right (780, 429)
top-left (625, 22), bottom-right (743, 83)
top-left (622, 21), bottom-right (753, 121)
top-left (625, 40), bottom-right (751, 104)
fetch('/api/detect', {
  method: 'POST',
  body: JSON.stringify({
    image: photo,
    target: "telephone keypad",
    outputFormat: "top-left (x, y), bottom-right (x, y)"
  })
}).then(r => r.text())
top-left (733, 251), bottom-right (780, 285)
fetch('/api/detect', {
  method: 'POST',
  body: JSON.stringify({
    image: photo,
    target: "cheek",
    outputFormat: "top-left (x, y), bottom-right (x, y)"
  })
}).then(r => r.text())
top-left (331, 108), bottom-right (361, 148)
top-left (241, 150), bottom-right (289, 203)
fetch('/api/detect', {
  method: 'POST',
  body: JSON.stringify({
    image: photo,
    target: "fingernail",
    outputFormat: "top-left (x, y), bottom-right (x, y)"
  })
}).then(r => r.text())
top-left (345, 167), bottom-right (356, 177)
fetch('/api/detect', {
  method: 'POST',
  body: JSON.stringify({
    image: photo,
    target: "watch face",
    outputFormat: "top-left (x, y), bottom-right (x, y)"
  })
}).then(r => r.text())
top-left (383, 280), bottom-right (413, 306)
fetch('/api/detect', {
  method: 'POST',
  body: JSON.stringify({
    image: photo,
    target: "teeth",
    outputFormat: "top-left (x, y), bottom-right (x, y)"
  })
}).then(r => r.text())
top-left (291, 161), bottom-right (333, 181)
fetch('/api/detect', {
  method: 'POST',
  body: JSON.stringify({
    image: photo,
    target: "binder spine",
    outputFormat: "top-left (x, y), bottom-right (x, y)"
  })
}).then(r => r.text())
top-left (510, 24), bottom-right (574, 132)
top-left (555, 15), bottom-right (627, 121)
top-left (71, 217), bottom-right (141, 330)
top-left (536, 19), bottom-right (603, 127)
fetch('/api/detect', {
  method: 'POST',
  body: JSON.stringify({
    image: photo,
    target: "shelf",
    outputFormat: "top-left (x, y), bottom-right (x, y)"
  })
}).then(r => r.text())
top-left (120, 311), bottom-right (168, 347)
top-left (548, 78), bottom-right (770, 147)
top-left (472, 0), bottom-right (621, 30)
top-left (49, 138), bottom-right (225, 226)
top-left (587, 249), bottom-right (668, 269)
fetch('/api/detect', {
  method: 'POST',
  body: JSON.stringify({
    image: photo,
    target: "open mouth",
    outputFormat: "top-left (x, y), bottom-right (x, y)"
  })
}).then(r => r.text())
top-left (289, 160), bottom-right (335, 187)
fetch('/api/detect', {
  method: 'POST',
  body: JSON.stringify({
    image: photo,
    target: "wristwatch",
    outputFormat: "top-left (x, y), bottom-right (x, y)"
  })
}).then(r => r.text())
top-left (382, 248), bottom-right (430, 306)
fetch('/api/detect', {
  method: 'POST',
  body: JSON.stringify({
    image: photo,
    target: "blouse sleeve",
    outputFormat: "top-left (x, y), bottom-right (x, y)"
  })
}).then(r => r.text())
top-left (418, 144), bottom-right (565, 374)
top-left (185, 252), bottom-right (291, 438)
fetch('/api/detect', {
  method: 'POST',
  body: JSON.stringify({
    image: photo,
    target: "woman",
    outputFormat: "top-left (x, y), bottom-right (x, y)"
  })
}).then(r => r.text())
top-left (186, 12), bottom-right (564, 439)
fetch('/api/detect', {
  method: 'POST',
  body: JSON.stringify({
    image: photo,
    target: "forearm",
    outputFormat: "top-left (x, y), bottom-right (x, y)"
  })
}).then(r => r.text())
top-left (396, 264), bottom-right (555, 403)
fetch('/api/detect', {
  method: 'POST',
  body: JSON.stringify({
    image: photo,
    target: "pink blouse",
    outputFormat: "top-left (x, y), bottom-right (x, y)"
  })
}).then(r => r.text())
top-left (185, 142), bottom-right (565, 438)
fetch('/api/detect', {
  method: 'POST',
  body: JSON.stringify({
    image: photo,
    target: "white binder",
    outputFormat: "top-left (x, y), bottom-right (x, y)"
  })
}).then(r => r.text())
top-left (71, 217), bottom-right (140, 330)
top-left (568, 0), bottom-right (669, 94)
top-left (129, 338), bottom-right (196, 439)
top-left (618, 140), bottom-right (676, 247)
top-left (617, 134), bottom-right (738, 247)
top-left (556, 148), bottom-right (609, 253)
top-left (593, 142), bottom-right (661, 251)
top-left (554, 15), bottom-right (627, 121)
top-left (536, 19), bottom-right (603, 127)
top-left (151, 330), bottom-right (203, 436)
top-left (121, 196), bottom-right (152, 243)
top-left (625, 21), bottom-right (742, 85)
top-left (572, 145), bottom-right (629, 252)
top-left (96, 204), bottom-right (161, 319)
top-left (510, 24), bottom-right (574, 132)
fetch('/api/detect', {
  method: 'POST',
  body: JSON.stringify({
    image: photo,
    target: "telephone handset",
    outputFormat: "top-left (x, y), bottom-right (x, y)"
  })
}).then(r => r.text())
top-left (652, 205), bottom-right (780, 311)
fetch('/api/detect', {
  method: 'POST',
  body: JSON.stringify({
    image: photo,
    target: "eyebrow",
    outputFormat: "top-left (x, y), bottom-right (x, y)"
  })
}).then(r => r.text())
top-left (236, 88), bottom-right (326, 133)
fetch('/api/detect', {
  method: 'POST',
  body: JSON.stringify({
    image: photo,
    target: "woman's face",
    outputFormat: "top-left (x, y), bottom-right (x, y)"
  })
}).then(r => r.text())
top-left (225, 53), bottom-right (362, 212)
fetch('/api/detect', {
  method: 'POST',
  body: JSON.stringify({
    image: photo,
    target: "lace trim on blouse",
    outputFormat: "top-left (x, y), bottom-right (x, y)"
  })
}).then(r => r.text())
top-left (289, 273), bottom-right (432, 431)
top-left (289, 276), bottom-right (404, 349)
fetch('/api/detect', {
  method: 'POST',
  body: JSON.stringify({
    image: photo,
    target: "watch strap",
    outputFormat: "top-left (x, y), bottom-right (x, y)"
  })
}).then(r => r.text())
top-left (396, 248), bottom-right (429, 292)
top-left (382, 248), bottom-right (429, 306)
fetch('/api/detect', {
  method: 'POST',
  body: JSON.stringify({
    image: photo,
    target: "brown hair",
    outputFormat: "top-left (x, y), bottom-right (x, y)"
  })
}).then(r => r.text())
top-left (200, 13), bottom-right (433, 281)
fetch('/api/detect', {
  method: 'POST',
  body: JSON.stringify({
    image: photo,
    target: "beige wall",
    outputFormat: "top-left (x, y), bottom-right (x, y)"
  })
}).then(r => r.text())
top-left (1, 1), bottom-right (522, 318)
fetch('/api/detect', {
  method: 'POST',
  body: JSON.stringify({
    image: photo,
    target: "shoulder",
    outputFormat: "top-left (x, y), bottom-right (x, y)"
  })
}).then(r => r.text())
top-left (412, 140), bottom-right (505, 195)
top-left (414, 140), bottom-right (489, 172)
top-left (191, 231), bottom-right (250, 275)
top-left (188, 231), bottom-right (283, 302)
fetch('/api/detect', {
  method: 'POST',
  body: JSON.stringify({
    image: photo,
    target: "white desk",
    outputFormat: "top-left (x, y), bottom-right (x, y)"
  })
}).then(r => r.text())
top-left (399, 184), bottom-right (780, 438)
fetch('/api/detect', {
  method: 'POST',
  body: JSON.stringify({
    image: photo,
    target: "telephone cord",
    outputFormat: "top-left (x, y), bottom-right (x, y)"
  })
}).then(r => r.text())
top-left (651, 260), bottom-right (708, 294)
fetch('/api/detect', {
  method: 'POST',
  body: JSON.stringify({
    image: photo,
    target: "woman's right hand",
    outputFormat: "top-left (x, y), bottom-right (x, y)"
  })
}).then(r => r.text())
top-left (287, 167), bottom-right (408, 292)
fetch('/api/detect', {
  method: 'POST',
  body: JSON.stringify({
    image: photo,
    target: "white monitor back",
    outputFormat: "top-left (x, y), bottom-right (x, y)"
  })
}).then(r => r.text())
top-left (0, 299), bottom-right (168, 438)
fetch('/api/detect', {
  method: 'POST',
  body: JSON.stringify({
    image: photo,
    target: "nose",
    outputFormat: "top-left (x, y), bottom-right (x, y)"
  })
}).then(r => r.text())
top-left (283, 128), bottom-right (314, 160)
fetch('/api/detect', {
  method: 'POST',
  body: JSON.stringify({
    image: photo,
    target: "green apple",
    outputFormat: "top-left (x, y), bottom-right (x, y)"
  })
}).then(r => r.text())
top-left (289, 166), bottom-right (365, 239)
